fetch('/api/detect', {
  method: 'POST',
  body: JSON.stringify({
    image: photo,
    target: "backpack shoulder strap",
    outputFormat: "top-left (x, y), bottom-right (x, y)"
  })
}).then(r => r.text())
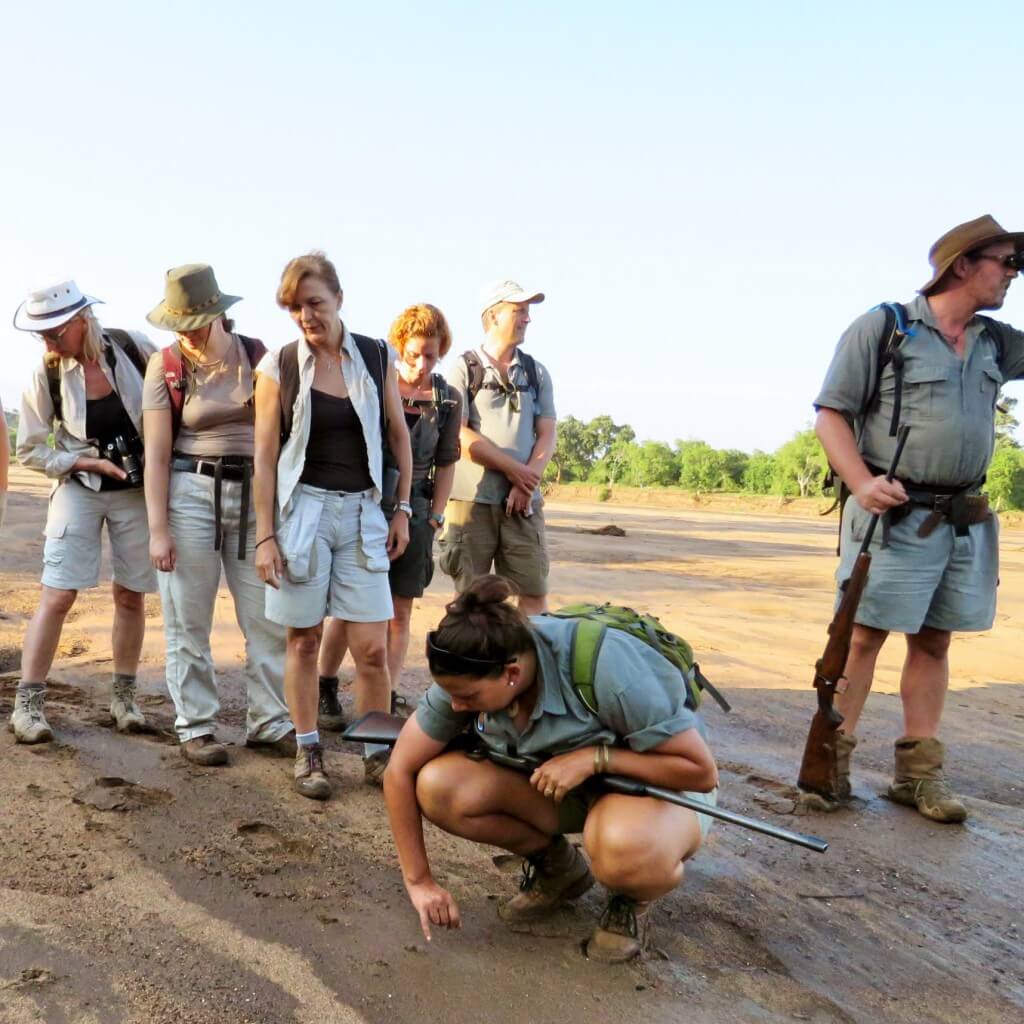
top-left (351, 333), bottom-right (388, 432)
top-left (237, 334), bottom-right (268, 371)
top-left (567, 618), bottom-right (607, 715)
top-left (279, 341), bottom-right (301, 443)
top-left (161, 344), bottom-right (187, 440)
top-left (517, 350), bottom-right (540, 396)
top-left (44, 359), bottom-right (63, 425)
top-left (462, 351), bottom-right (485, 404)
top-left (103, 329), bottom-right (148, 378)
top-left (864, 302), bottom-right (912, 438)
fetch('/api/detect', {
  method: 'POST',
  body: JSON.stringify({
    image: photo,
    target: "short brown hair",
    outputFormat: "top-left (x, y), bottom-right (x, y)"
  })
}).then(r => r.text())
top-left (276, 251), bottom-right (342, 308)
top-left (388, 303), bottom-right (452, 358)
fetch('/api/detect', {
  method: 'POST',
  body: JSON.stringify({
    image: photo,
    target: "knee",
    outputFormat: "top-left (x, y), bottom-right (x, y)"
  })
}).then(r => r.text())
top-left (353, 639), bottom-right (387, 673)
top-left (287, 628), bottom-right (322, 661)
top-left (849, 626), bottom-right (887, 660)
top-left (909, 628), bottom-right (951, 660)
top-left (587, 820), bottom-right (671, 887)
top-left (415, 760), bottom-right (460, 822)
top-left (112, 585), bottom-right (144, 613)
top-left (40, 586), bottom-right (77, 619)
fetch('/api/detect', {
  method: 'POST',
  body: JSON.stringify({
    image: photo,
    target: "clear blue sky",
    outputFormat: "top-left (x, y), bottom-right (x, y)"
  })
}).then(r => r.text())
top-left (2, 0), bottom-right (1022, 450)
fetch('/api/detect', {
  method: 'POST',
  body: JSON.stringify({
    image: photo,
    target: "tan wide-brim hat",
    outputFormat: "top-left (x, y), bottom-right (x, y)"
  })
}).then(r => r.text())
top-left (146, 263), bottom-right (242, 332)
top-left (920, 214), bottom-right (1024, 294)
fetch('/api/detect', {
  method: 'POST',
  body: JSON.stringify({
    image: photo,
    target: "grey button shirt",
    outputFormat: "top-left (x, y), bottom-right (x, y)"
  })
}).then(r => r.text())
top-left (449, 346), bottom-right (556, 506)
top-left (814, 295), bottom-right (1024, 486)
top-left (416, 616), bottom-right (704, 759)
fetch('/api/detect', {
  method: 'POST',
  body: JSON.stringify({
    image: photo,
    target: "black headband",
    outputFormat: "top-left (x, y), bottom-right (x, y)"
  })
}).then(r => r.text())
top-left (425, 631), bottom-right (511, 676)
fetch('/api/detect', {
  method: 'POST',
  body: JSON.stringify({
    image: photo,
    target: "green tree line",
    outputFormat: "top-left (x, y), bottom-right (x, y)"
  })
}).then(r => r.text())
top-left (546, 398), bottom-right (1024, 510)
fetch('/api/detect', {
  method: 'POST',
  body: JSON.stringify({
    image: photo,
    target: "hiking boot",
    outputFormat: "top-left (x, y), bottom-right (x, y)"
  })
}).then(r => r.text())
top-left (318, 676), bottom-right (346, 731)
top-left (110, 676), bottom-right (146, 733)
top-left (294, 743), bottom-right (332, 800)
top-left (245, 730), bottom-right (298, 758)
top-left (835, 731), bottom-right (858, 802)
top-left (886, 736), bottom-right (967, 824)
top-left (363, 748), bottom-right (390, 787)
top-left (497, 836), bottom-right (594, 922)
top-left (181, 734), bottom-right (229, 767)
top-left (9, 687), bottom-right (53, 744)
top-left (585, 894), bottom-right (652, 964)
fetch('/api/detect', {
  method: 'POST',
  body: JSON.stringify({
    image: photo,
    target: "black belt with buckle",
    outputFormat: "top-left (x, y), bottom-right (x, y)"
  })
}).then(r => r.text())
top-left (171, 455), bottom-right (254, 558)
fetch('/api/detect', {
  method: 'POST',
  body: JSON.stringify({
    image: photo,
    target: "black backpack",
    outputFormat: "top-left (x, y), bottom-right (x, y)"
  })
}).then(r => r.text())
top-left (46, 328), bottom-right (148, 427)
top-left (278, 333), bottom-right (388, 444)
top-left (461, 349), bottom-right (539, 405)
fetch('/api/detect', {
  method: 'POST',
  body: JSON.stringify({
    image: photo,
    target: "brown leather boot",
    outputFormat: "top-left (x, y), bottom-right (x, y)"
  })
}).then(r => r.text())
top-left (497, 836), bottom-right (594, 922)
top-left (294, 743), bottom-right (332, 800)
top-left (585, 894), bottom-right (652, 963)
top-left (181, 734), bottom-right (229, 766)
top-left (887, 736), bottom-right (967, 824)
top-left (835, 731), bottom-right (858, 801)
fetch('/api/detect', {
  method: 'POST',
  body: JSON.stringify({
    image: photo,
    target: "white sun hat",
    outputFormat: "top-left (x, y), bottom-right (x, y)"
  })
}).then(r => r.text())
top-left (13, 280), bottom-right (104, 332)
top-left (479, 279), bottom-right (545, 317)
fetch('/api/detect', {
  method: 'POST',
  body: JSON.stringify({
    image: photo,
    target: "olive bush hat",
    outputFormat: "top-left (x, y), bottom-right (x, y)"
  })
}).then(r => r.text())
top-left (147, 264), bottom-right (242, 331)
top-left (920, 214), bottom-right (1024, 294)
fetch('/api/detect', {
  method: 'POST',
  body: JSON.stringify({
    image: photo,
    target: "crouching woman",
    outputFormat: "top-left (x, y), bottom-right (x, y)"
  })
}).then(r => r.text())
top-left (383, 575), bottom-right (719, 963)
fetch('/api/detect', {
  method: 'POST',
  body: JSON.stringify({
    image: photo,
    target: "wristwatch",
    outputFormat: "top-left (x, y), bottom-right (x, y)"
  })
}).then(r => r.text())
top-left (428, 511), bottom-right (445, 529)
top-left (395, 500), bottom-right (414, 518)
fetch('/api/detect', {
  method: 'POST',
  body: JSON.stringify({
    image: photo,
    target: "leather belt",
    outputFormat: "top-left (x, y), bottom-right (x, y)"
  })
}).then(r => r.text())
top-left (171, 455), bottom-right (254, 558)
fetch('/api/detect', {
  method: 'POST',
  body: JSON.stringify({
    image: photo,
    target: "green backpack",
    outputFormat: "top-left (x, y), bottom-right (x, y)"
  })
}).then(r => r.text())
top-left (549, 603), bottom-right (731, 715)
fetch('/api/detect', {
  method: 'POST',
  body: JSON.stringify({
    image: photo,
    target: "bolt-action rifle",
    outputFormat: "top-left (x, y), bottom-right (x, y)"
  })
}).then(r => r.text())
top-left (797, 424), bottom-right (910, 801)
top-left (345, 712), bottom-right (828, 853)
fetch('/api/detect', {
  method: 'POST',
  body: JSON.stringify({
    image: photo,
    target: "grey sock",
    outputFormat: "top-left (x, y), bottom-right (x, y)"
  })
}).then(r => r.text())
top-left (17, 682), bottom-right (45, 695)
top-left (113, 672), bottom-right (136, 687)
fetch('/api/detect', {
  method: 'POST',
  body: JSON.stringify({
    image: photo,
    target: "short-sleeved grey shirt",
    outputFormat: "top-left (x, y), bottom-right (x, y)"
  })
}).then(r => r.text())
top-left (142, 336), bottom-right (257, 457)
top-left (814, 294), bottom-right (1024, 486)
top-left (415, 616), bottom-right (705, 760)
top-left (449, 346), bottom-right (556, 505)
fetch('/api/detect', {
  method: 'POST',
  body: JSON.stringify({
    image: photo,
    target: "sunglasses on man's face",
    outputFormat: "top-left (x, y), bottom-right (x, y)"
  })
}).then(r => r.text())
top-left (971, 251), bottom-right (1024, 271)
top-left (34, 319), bottom-right (76, 343)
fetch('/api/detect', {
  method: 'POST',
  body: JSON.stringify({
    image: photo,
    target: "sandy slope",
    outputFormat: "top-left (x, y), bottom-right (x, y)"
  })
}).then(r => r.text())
top-left (1, 466), bottom-right (1021, 1024)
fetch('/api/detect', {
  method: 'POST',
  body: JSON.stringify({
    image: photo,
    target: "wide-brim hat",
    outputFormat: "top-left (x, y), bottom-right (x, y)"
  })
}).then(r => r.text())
top-left (920, 214), bottom-right (1024, 294)
top-left (13, 280), bottom-right (103, 332)
top-left (479, 279), bottom-right (545, 317)
top-left (147, 263), bottom-right (242, 331)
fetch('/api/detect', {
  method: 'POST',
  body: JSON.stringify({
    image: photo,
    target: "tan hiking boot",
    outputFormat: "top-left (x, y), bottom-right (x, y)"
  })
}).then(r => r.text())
top-left (9, 687), bottom-right (53, 744)
top-left (294, 743), bottom-right (332, 800)
top-left (245, 731), bottom-right (298, 758)
top-left (110, 676), bottom-right (146, 733)
top-left (887, 736), bottom-right (967, 824)
top-left (585, 894), bottom-right (652, 963)
top-left (835, 731), bottom-right (858, 802)
top-left (363, 749), bottom-right (390, 787)
top-left (181, 734), bottom-right (229, 766)
top-left (497, 836), bottom-right (594, 922)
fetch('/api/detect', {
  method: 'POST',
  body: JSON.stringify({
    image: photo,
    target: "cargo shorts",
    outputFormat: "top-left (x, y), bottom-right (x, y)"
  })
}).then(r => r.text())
top-left (558, 780), bottom-right (718, 839)
top-left (837, 500), bottom-right (999, 634)
top-left (438, 498), bottom-right (549, 597)
top-left (40, 479), bottom-right (156, 593)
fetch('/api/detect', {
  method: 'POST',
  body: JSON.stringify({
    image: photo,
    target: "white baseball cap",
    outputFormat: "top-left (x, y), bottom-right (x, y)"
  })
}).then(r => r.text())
top-left (14, 280), bottom-right (103, 332)
top-left (479, 279), bottom-right (545, 317)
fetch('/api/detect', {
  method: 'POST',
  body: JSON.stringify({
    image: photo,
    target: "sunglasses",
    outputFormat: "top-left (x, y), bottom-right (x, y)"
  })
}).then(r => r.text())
top-left (971, 252), bottom-right (1024, 271)
top-left (425, 631), bottom-right (511, 676)
top-left (33, 320), bottom-right (75, 343)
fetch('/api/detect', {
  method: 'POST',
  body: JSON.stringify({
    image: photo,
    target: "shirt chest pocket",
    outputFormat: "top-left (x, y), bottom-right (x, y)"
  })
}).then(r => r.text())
top-left (978, 361), bottom-right (1003, 412)
top-left (880, 362), bottom-right (953, 423)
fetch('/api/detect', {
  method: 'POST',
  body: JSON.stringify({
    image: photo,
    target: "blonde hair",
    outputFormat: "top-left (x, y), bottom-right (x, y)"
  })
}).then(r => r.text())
top-left (80, 308), bottom-right (105, 363)
top-left (388, 304), bottom-right (452, 358)
top-left (276, 251), bottom-right (342, 308)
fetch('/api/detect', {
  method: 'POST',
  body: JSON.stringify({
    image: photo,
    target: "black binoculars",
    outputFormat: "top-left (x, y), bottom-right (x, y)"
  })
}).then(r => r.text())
top-left (105, 434), bottom-right (144, 488)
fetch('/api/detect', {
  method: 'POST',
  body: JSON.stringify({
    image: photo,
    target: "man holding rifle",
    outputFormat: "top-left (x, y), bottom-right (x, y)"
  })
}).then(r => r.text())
top-left (813, 214), bottom-right (1024, 822)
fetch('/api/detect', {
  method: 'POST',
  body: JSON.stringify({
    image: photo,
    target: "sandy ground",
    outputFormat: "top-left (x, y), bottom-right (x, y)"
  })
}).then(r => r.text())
top-left (0, 465), bottom-right (1021, 1024)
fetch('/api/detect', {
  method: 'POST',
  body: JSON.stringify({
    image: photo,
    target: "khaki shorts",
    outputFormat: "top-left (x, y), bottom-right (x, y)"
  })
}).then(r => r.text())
top-left (438, 499), bottom-right (549, 597)
top-left (558, 782), bottom-right (718, 838)
top-left (41, 480), bottom-right (156, 593)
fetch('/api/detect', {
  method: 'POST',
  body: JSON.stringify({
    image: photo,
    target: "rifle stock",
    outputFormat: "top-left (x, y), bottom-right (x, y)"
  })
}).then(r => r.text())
top-left (344, 712), bottom-right (827, 853)
top-left (797, 424), bottom-right (910, 800)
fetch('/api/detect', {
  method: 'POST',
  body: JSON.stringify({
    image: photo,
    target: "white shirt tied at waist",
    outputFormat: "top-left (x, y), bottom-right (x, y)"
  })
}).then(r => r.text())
top-left (16, 331), bottom-right (156, 493)
top-left (255, 326), bottom-right (390, 516)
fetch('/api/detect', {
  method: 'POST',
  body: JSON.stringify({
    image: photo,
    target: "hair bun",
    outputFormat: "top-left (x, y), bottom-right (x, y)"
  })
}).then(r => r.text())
top-left (448, 574), bottom-right (515, 615)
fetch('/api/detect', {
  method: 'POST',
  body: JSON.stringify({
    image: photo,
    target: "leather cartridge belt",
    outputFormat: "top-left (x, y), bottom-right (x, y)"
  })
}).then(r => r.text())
top-left (867, 464), bottom-right (990, 540)
top-left (170, 455), bottom-right (254, 558)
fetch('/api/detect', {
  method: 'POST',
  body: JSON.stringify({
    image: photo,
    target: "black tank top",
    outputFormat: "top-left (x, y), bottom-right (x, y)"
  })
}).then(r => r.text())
top-left (85, 391), bottom-right (138, 491)
top-left (299, 389), bottom-right (373, 492)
